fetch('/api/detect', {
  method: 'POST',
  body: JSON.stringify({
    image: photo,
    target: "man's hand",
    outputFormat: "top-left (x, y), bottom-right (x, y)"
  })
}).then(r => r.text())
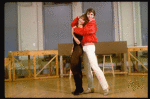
top-left (78, 15), bottom-right (81, 18)
top-left (73, 26), bottom-right (76, 29)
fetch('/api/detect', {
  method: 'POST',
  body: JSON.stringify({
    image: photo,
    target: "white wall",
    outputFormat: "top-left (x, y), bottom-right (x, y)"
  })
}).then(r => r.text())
top-left (115, 2), bottom-right (142, 47)
top-left (120, 2), bottom-right (134, 46)
top-left (36, 3), bottom-right (44, 51)
top-left (113, 2), bottom-right (120, 41)
top-left (135, 2), bottom-right (142, 46)
top-left (18, 2), bottom-right (43, 59)
top-left (72, 2), bottom-right (82, 19)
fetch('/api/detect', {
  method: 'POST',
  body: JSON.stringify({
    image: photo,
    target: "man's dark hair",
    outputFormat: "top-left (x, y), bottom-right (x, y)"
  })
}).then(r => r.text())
top-left (85, 8), bottom-right (96, 16)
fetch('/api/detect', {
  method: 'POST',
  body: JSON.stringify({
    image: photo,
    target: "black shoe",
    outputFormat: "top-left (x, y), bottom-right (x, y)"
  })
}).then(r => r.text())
top-left (72, 89), bottom-right (83, 95)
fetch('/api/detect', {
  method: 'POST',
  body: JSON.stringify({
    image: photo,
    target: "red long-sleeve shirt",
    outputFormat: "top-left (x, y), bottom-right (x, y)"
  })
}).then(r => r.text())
top-left (71, 17), bottom-right (97, 45)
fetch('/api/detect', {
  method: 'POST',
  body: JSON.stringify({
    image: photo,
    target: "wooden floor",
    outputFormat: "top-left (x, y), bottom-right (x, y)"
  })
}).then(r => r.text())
top-left (5, 74), bottom-right (148, 98)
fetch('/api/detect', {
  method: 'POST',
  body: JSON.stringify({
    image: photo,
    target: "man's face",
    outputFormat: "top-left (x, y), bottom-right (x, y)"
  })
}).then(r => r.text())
top-left (87, 12), bottom-right (94, 21)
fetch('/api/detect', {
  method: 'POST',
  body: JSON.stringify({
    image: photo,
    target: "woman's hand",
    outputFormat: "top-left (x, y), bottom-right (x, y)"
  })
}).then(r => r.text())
top-left (71, 49), bottom-right (73, 54)
top-left (71, 45), bottom-right (74, 54)
top-left (74, 37), bottom-right (81, 45)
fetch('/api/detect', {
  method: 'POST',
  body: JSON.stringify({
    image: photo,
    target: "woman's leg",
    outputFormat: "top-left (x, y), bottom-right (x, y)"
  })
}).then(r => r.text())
top-left (83, 45), bottom-right (109, 90)
top-left (70, 46), bottom-right (83, 94)
top-left (83, 52), bottom-right (94, 89)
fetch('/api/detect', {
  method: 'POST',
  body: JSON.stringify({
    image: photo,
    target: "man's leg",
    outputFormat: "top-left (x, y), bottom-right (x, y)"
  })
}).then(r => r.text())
top-left (83, 51), bottom-right (94, 93)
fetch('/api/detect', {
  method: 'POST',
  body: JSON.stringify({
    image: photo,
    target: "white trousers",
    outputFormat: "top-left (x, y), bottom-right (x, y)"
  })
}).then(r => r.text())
top-left (83, 45), bottom-right (109, 90)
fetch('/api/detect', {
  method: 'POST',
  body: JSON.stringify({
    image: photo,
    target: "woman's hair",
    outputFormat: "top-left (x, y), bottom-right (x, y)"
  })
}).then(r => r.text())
top-left (79, 13), bottom-right (88, 27)
top-left (85, 8), bottom-right (96, 16)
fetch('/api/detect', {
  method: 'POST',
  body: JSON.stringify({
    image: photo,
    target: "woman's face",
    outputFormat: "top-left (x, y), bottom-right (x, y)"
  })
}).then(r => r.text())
top-left (78, 17), bottom-right (85, 25)
top-left (87, 12), bottom-right (94, 21)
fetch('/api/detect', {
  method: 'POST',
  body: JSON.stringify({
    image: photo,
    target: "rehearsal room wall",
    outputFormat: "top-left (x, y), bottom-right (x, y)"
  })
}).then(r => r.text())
top-left (5, 2), bottom-right (144, 56)
top-left (4, 2), bottom-right (147, 70)
top-left (17, 2), bottom-right (44, 60)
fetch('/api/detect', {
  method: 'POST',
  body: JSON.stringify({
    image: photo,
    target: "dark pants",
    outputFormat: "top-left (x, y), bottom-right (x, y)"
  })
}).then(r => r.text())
top-left (71, 45), bottom-right (83, 91)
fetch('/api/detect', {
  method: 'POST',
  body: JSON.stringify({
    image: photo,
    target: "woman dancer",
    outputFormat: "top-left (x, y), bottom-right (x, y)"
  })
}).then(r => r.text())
top-left (70, 13), bottom-right (88, 95)
top-left (71, 8), bottom-right (109, 95)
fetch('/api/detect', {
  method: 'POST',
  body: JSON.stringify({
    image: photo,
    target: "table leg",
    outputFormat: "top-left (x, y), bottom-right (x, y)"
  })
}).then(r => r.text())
top-left (60, 56), bottom-right (63, 77)
top-left (121, 53), bottom-right (124, 71)
top-left (9, 59), bottom-right (11, 81)
top-left (135, 51), bottom-right (139, 71)
top-left (28, 55), bottom-right (31, 78)
top-left (63, 56), bottom-right (66, 74)
top-left (49, 55), bottom-right (51, 75)
top-left (123, 53), bottom-right (127, 74)
top-left (33, 55), bottom-right (36, 78)
top-left (12, 55), bottom-right (15, 81)
top-left (56, 55), bottom-right (58, 76)
top-left (128, 51), bottom-right (131, 74)
top-left (5, 64), bottom-right (8, 79)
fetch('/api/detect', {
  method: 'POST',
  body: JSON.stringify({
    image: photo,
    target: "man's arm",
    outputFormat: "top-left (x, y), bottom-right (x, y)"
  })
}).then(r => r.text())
top-left (71, 16), bottom-right (79, 27)
top-left (74, 22), bottom-right (97, 36)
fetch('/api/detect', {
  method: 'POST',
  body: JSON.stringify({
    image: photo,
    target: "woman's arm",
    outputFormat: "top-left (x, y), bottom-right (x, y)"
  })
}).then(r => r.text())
top-left (71, 28), bottom-right (80, 54)
top-left (72, 28), bottom-right (80, 45)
